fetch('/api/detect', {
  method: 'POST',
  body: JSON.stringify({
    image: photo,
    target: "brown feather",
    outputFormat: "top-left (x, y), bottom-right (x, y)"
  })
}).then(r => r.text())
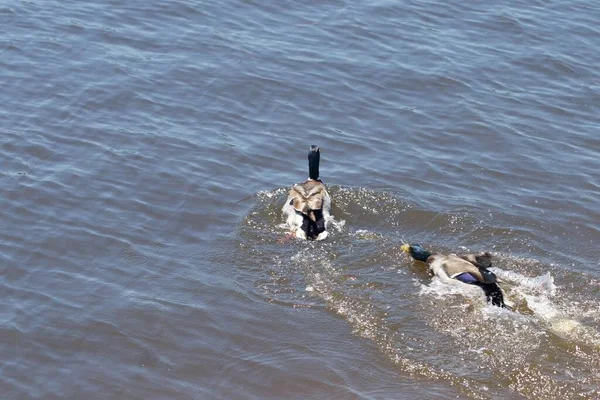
top-left (289, 180), bottom-right (326, 218)
top-left (430, 255), bottom-right (489, 283)
top-left (457, 252), bottom-right (493, 269)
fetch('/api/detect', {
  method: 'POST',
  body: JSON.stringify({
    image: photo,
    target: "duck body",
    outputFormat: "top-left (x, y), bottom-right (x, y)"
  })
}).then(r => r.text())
top-left (401, 244), bottom-right (506, 307)
top-left (282, 145), bottom-right (331, 240)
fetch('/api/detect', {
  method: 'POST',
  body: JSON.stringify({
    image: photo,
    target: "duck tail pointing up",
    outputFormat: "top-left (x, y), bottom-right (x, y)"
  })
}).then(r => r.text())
top-left (476, 282), bottom-right (506, 308)
top-left (308, 145), bottom-right (320, 180)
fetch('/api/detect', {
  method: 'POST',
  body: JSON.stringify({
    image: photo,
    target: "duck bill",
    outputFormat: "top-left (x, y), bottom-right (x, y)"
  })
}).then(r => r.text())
top-left (400, 244), bottom-right (410, 253)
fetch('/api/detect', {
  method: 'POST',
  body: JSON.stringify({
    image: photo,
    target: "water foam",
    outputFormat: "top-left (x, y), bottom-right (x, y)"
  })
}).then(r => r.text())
top-left (245, 187), bottom-right (600, 398)
top-left (491, 267), bottom-right (600, 347)
top-left (492, 268), bottom-right (556, 296)
top-left (418, 276), bottom-right (485, 301)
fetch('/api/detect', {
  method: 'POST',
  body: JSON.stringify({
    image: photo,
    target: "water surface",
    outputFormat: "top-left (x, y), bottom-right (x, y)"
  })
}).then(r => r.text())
top-left (2, 0), bottom-right (600, 399)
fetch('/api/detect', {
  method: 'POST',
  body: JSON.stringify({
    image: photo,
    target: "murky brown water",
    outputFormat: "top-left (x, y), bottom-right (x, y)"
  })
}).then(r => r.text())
top-left (2, 0), bottom-right (600, 398)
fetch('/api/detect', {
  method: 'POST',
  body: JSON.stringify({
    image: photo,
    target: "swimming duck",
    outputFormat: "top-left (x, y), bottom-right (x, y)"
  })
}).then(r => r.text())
top-left (400, 243), bottom-right (506, 307)
top-left (282, 145), bottom-right (331, 240)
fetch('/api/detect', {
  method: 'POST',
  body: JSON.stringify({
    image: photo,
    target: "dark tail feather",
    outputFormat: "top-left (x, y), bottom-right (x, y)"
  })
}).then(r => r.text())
top-left (475, 282), bottom-right (506, 308)
top-left (300, 209), bottom-right (326, 240)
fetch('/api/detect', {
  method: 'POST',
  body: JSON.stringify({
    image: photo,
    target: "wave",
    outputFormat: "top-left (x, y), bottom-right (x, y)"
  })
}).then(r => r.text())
top-left (237, 186), bottom-right (600, 399)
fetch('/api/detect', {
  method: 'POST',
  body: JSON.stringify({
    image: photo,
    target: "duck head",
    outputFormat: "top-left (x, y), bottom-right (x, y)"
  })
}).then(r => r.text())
top-left (401, 243), bottom-right (432, 262)
top-left (308, 145), bottom-right (320, 180)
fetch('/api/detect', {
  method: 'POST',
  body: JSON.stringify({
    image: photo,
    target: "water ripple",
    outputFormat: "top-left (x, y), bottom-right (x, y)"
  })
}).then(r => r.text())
top-left (2, 0), bottom-right (600, 398)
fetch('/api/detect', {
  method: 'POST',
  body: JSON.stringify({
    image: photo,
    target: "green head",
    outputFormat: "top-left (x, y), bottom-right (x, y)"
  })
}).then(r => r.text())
top-left (400, 243), bottom-right (432, 262)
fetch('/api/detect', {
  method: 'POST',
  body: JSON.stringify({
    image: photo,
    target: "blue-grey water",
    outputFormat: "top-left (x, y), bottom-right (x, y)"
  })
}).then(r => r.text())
top-left (2, 0), bottom-right (600, 399)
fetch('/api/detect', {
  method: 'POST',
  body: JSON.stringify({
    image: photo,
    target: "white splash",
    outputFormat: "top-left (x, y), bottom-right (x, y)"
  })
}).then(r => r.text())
top-left (257, 188), bottom-right (287, 198)
top-left (350, 229), bottom-right (382, 240)
top-left (492, 268), bottom-right (556, 296)
top-left (418, 276), bottom-right (485, 301)
top-left (491, 267), bottom-right (600, 346)
top-left (327, 215), bottom-right (345, 232)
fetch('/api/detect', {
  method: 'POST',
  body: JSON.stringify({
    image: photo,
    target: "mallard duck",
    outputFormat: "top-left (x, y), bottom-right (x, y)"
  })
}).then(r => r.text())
top-left (282, 145), bottom-right (331, 240)
top-left (400, 243), bottom-right (506, 307)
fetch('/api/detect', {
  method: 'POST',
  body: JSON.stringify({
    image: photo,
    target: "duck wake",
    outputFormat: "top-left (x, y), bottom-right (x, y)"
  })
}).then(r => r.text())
top-left (239, 186), bottom-right (600, 399)
top-left (491, 267), bottom-right (600, 348)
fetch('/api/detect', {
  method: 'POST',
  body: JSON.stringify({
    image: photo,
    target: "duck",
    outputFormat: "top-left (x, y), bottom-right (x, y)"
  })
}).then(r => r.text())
top-left (400, 243), bottom-right (506, 307)
top-left (282, 145), bottom-right (331, 240)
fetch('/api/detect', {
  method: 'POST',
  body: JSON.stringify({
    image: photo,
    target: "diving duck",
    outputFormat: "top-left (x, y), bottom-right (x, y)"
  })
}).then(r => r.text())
top-left (282, 145), bottom-right (331, 240)
top-left (400, 243), bottom-right (506, 307)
